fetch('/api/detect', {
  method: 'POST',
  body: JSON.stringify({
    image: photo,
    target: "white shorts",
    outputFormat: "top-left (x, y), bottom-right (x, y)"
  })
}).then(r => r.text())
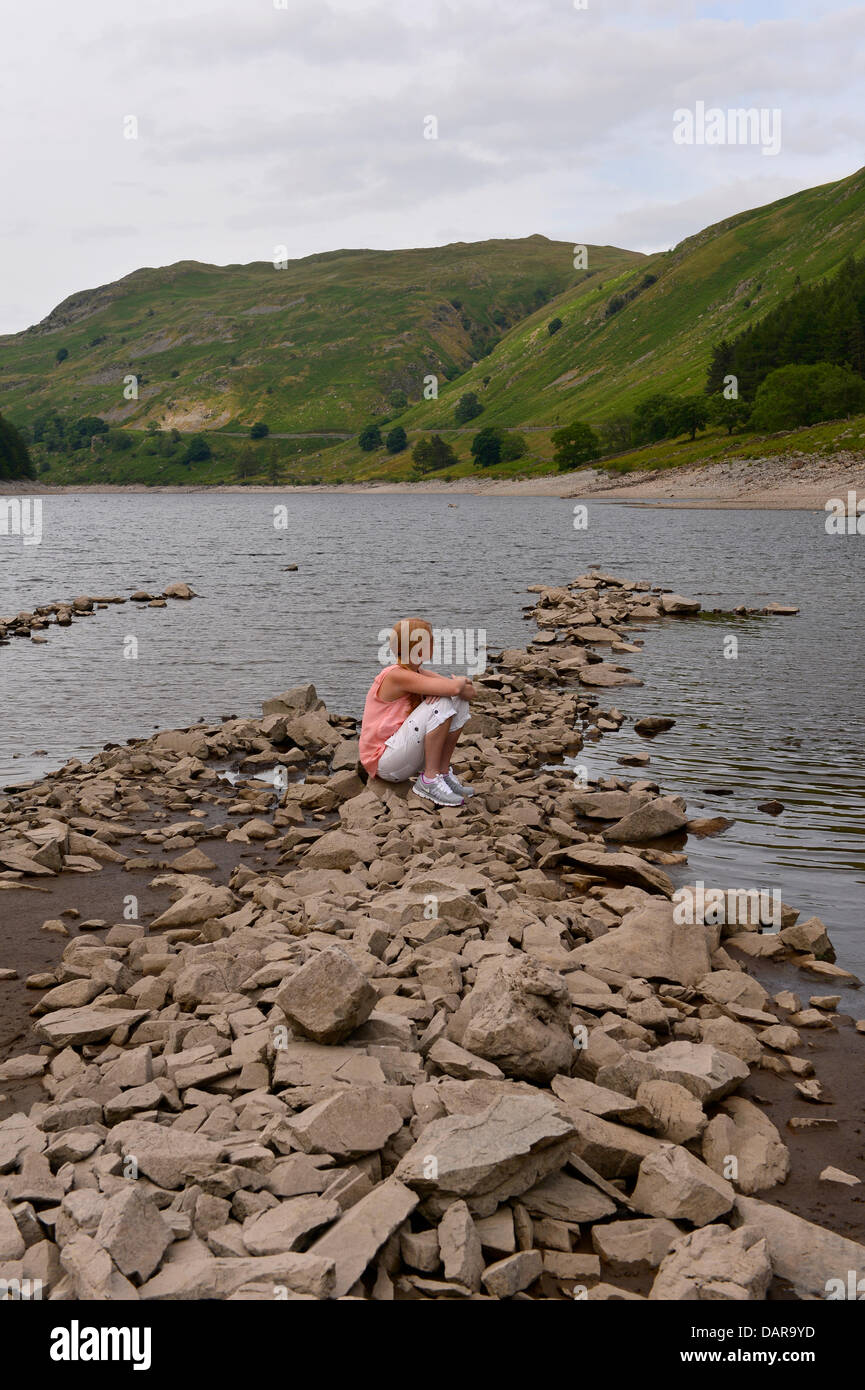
top-left (376, 696), bottom-right (471, 782)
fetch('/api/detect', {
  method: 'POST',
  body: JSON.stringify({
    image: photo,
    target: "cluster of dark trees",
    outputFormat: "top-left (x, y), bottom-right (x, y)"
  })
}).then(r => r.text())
top-left (557, 393), bottom-right (716, 468)
top-left (708, 256), bottom-right (865, 400)
top-left (0, 414), bottom-right (35, 479)
top-left (358, 423), bottom-right (408, 455)
top-left (32, 411), bottom-right (109, 453)
top-left (704, 255), bottom-right (865, 429)
top-left (27, 411), bottom-right (213, 468)
top-left (407, 425), bottom-right (528, 475)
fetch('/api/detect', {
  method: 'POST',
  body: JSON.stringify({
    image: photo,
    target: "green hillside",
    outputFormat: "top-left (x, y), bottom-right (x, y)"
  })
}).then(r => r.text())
top-left (397, 164), bottom-right (865, 436)
top-left (0, 239), bottom-right (639, 437)
top-left (3, 164), bottom-right (865, 486)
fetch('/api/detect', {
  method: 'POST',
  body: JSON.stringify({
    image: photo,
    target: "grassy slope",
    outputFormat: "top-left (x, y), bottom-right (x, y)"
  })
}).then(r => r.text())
top-left (5, 165), bottom-right (865, 486)
top-left (395, 165), bottom-right (865, 436)
top-left (0, 239), bottom-right (640, 441)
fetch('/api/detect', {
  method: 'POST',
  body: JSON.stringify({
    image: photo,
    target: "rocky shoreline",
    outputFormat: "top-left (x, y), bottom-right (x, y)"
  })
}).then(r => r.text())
top-left (4, 448), bottom-right (865, 507)
top-left (0, 572), bottom-right (862, 1302)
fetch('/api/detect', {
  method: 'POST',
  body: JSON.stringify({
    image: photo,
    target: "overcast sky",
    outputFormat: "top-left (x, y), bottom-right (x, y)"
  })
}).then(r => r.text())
top-left (1, 0), bottom-right (862, 334)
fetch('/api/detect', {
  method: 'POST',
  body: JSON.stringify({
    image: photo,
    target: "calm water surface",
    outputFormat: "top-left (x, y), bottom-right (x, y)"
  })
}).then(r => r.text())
top-left (1, 493), bottom-right (862, 986)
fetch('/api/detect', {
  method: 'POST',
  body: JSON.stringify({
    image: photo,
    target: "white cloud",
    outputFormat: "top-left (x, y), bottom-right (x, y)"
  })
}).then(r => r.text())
top-left (0, 0), bottom-right (862, 332)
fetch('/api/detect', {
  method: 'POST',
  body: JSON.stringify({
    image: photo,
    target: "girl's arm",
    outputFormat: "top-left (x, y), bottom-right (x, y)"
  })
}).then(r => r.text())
top-left (380, 667), bottom-right (469, 700)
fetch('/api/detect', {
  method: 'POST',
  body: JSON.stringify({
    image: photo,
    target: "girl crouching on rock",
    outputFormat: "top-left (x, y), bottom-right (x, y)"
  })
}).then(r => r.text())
top-left (359, 617), bottom-right (477, 806)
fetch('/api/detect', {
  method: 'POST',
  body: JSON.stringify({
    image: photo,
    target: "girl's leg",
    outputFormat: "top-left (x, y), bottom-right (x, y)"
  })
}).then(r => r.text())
top-left (422, 715), bottom-right (454, 778)
top-left (437, 725), bottom-right (461, 774)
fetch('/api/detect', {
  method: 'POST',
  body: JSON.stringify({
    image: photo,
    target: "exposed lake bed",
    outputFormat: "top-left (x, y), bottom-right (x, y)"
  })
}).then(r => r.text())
top-left (0, 559), bottom-right (863, 1304)
top-left (3, 492), bottom-right (863, 976)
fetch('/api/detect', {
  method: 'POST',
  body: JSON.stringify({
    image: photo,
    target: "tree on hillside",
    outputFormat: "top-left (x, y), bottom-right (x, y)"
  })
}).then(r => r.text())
top-left (69, 416), bottom-right (109, 450)
top-left (668, 396), bottom-right (709, 441)
top-left (0, 414), bottom-right (35, 480)
top-left (32, 411), bottom-right (67, 452)
top-left (632, 394), bottom-right (678, 445)
top-left (551, 421), bottom-right (600, 472)
top-left (184, 434), bottom-right (212, 465)
top-left (359, 423), bottom-right (383, 452)
top-left (55, 347), bottom-right (68, 365)
top-left (707, 395), bottom-right (751, 436)
top-left (547, 317), bottom-right (563, 336)
top-left (412, 434), bottom-right (457, 474)
top-left (750, 362), bottom-right (865, 431)
top-left (265, 447), bottom-right (282, 484)
top-left (500, 431), bottom-right (528, 461)
top-left (454, 392), bottom-right (482, 424)
top-left (235, 446), bottom-right (257, 479)
top-left (250, 421), bottom-right (270, 439)
top-left (386, 426), bottom-right (408, 455)
top-left (599, 415), bottom-right (633, 453)
top-left (706, 339), bottom-right (736, 397)
top-left (107, 429), bottom-right (134, 452)
top-left (470, 426), bottom-right (503, 469)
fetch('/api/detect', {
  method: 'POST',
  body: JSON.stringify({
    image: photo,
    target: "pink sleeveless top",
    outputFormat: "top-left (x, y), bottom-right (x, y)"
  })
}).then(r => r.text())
top-left (359, 665), bottom-right (413, 777)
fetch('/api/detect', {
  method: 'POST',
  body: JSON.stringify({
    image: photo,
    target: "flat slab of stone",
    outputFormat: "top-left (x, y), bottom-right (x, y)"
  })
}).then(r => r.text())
top-left (149, 884), bottom-right (235, 931)
top-left (566, 1109), bottom-right (667, 1179)
top-left (642, 1041), bottom-right (750, 1103)
top-left (541, 847), bottom-right (673, 897)
top-left (95, 1188), bottom-right (173, 1282)
top-left (603, 797), bottom-right (688, 844)
top-left (287, 1087), bottom-right (403, 1159)
top-left (551, 1075), bottom-right (654, 1128)
top-left (519, 1169), bottom-right (617, 1223)
top-left (733, 1197), bottom-right (865, 1299)
top-left (308, 1177), bottom-right (418, 1297)
top-left (139, 1250), bottom-right (334, 1300)
top-left (591, 1218), bottom-right (680, 1274)
top-left (105, 1119), bottom-right (222, 1189)
top-left (570, 901), bottom-right (709, 986)
top-left (243, 1196), bottom-right (341, 1255)
top-left (395, 1094), bottom-right (577, 1217)
top-left (35, 1006), bottom-right (149, 1048)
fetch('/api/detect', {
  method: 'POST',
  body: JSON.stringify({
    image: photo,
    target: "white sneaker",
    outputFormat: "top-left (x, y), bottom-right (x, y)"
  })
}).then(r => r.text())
top-left (412, 773), bottom-right (464, 806)
top-left (443, 768), bottom-right (474, 798)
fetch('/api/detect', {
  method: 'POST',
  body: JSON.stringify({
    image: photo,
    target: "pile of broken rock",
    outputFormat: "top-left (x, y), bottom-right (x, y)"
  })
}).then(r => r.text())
top-left (0, 571), bottom-right (862, 1301)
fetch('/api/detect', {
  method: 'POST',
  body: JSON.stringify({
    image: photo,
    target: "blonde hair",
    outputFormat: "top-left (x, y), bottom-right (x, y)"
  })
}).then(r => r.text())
top-left (390, 617), bottom-right (433, 668)
top-left (390, 617), bottom-right (433, 711)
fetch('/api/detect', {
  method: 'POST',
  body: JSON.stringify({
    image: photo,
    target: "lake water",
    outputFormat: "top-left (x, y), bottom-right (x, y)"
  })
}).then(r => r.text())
top-left (1, 492), bottom-right (863, 983)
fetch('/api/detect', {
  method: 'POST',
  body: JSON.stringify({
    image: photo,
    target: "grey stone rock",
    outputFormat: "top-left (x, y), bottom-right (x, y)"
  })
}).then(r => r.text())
top-left (95, 1187), bottom-right (173, 1282)
top-left (394, 1095), bottom-right (577, 1217)
top-left (308, 1177), bottom-right (418, 1297)
top-left (633, 1145), bottom-right (736, 1226)
top-left (457, 957), bottom-right (573, 1085)
top-left (650, 1223), bottom-right (772, 1301)
top-left (275, 948), bottom-right (376, 1045)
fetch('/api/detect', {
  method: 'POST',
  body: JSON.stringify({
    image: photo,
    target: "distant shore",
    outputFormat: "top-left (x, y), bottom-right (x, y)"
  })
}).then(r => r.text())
top-left (4, 450), bottom-right (865, 510)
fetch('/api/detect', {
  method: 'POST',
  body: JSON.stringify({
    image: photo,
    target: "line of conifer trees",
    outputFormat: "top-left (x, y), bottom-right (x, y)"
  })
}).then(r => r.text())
top-left (707, 256), bottom-right (865, 400)
top-left (0, 413), bottom-right (35, 480)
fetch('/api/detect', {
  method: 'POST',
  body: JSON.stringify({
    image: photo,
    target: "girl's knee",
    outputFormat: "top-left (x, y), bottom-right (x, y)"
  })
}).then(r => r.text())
top-left (428, 696), bottom-right (457, 719)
